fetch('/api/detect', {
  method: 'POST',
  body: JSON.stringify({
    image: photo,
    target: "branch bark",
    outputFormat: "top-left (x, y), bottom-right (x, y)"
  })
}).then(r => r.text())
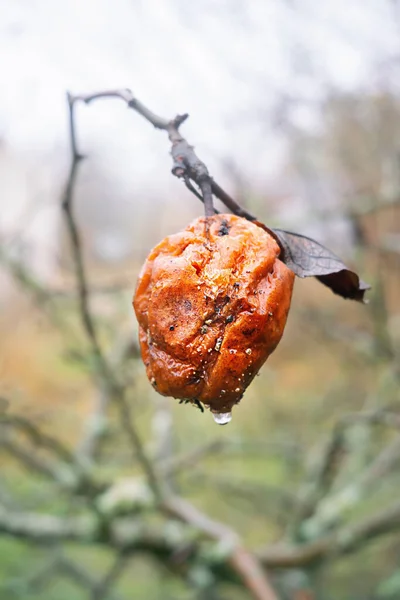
top-left (62, 93), bottom-right (163, 503)
top-left (162, 496), bottom-right (279, 600)
top-left (3, 498), bottom-right (400, 572)
top-left (258, 498), bottom-right (400, 567)
top-left (71, 89), bottom-right (256, 220)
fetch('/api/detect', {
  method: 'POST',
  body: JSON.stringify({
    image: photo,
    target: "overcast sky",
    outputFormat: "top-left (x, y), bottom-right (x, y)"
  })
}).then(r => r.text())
top-left (0, 0), bottom-right (399, 271)
top-left (1, 0), bottom-right (398, 174)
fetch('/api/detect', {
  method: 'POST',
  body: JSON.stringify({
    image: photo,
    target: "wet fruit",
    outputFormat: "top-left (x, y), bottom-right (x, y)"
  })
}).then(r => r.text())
top-left (133, 214), bottom-right (294, 420)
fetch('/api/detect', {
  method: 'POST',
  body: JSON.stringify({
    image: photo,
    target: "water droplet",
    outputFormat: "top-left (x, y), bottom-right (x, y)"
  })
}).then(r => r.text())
top-left (212, 412), bottom-right (232, 426)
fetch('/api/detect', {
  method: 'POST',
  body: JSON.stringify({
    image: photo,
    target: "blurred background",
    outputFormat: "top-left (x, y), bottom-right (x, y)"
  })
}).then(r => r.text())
top-left (0, 1), bottom-right (400, 599)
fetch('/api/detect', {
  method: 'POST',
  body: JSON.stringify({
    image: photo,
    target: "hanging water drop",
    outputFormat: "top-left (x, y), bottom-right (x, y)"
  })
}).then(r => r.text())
top-left (212, 412), bottom-right (232, 425)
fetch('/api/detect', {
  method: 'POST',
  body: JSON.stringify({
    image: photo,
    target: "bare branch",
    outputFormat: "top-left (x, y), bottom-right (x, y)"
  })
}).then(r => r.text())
top-left (230, 547), bottom-right (279, 600)
top-left (71, 89), bottom-right (256, 221)
top-left (117, 395), bottom-right (164, 502)
top-left (0, 412), bottom-right (101, 493)
top-left (73, 89), bottom-right (217, 214)
top-left (27, 556), bottom-right (62, 591)
top-left (0, 504), bottom-right (94, 543)
top-left (26, 553), bottom-right (124, 600)
top-left (4, 495), bottom-right (400, 585)
top-left (0, 248), bottom-right (53, 305)
top-left (62, 92), bottom-right (163, 503)
top-left (57, 557), bottom-right (108, 592)
top-left (1, 413), bottom-right (77, 465)
top-left (0, 434), bottom-right (76, 488)
top-left (158, 439), bottom-right (224, 476)
top-left (62, 93), bottom-right (106, 374)
top-left (358, 433), bottom-right (400, 487)
top-left (91, 554), bottom-right (128, 600)
top-left (188, 471), bottom-right (295, 520)
top-left (163, 496), bottom-right (279, 600)
top-left (289, 423), bottom-right (346, 535)
top-left (299, 433), bottom-right (400, 538)
top-left (0, 248), bottom-right (74, 336)
top-left (76, 333), bottom-right (141, 466)
top-left (0, 501), bottom-right (262, 597)
top-left (258, 498), bottom-right (400, 568)
top-left (343, 409), bottom-right (400, 429)
top-left (76, 386), bottom-right (110, 466)
top-left (290, 411), bottom-right (400, 540)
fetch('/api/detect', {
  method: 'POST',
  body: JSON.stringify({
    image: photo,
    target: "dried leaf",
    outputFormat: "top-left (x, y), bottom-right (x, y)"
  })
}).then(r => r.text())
top-left (272, 229), bottom-right (370, 302)
top-left (315, 272), bottom-right (370, 302)
top-left (254, 222), bottom-right (370, 302)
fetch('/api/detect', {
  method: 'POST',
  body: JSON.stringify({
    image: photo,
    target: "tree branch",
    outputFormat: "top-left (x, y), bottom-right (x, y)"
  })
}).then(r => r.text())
top-left (90, 553), bottom-right (128, 600)
top-left (299, 433), bottom-right (400, 539)
top-left (62, 92), bottom-right (163, 503)
top-left (0, 435), bottom-right (76, 488)
top-left (289, 422), bottom-right (346, 538)
top-left (158, 439), bottom-right (224, 476)
top-left (3, 497), bottom-right (400, 576)
top-left (258, 498), bottom-right (400, 568)
top-left (343, 409), bottom-right (400, 429)
top-left (1, 413), bottom-right (77, 465)
top-left (57, 557), bottom-right (124, 600)
top-left (62, 93), bottom-right (108, 376)
top-left (0, 247), bottom-right (76, 336)
top-left (163, 496), bottom-right (279, 600)
top-left (76, 333), bottom-right (141, 466)
top-left (0, 504), bottom-right (95, 543)
top-left (70, 89), bottom-right (256, 220)
top-left (0, 497), bottom-right (278, 600)
top-left (0, 412), bottom-right (102, 494)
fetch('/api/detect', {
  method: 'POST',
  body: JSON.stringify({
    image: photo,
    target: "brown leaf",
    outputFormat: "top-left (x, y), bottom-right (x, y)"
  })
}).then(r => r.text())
top-left (253, 221), bottom-right (370, 302)
top-left (271, 228), bottom-right (370, 302)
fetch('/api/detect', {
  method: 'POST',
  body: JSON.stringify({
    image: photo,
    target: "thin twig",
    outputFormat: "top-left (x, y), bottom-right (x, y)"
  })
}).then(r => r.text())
top-left (1, 413), bottom-right (77, 465)
top-left (158, 439), bottom-right (224, 476)
top-left (28, 554), bottom-right (124, 600)
top-left (291, 411), bottom-right (400, 540)
top-left (69, 88), bottom-right (257, 219)
top-left (91, 554), bottom-right (128, 600)
top-left (62, 92), bottom-right (163, 503)
top-left (188, 471), bottom-right (295, 519)
top-left (76, 334), bottom-right (140, 466)
top-left (0, 247), bottom-right (76, 336)
top-left (0, 435), bottom-right (66, 483)
top-left (298, 433), bottom-right (400, 539)
top-left (230, 547), bottom-right (278, 600)
top-left (0, 412), bottom-right (104, 494)
top-left (289, 423), bottom-right (346, 537)
top-left (343, 409), bottom-right (400, 429)
top-left (258, 497), bottom-right (400, 568)
top-left (62, 94), bottom-right (105, 374)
